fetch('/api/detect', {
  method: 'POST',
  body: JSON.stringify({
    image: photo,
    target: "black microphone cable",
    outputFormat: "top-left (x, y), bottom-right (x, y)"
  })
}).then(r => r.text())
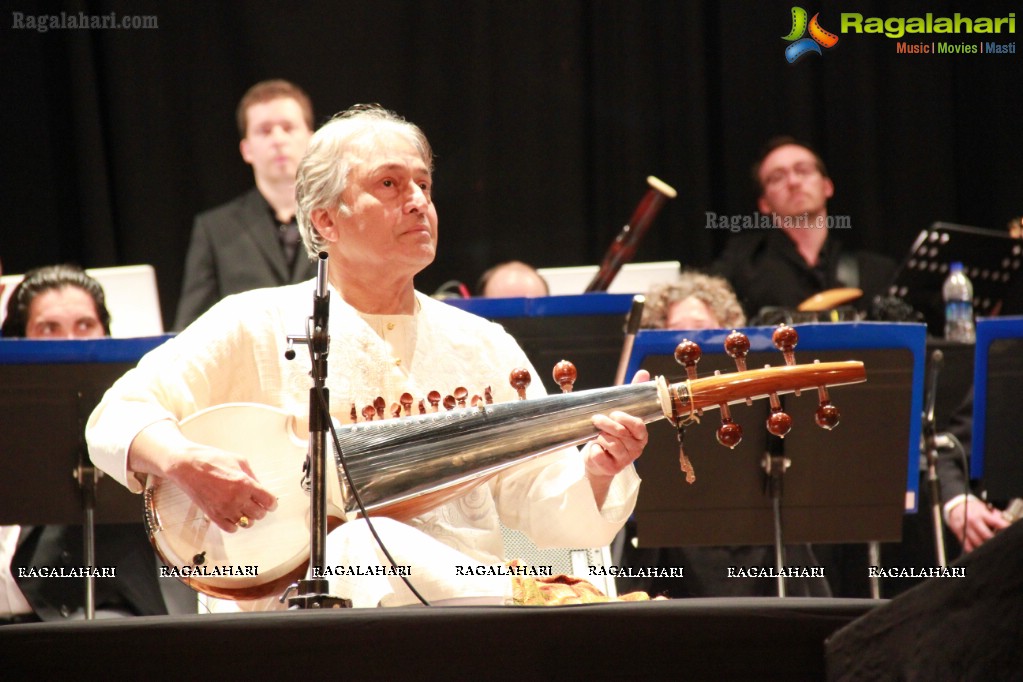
top-left (313, 384), bottom-right (432, 606)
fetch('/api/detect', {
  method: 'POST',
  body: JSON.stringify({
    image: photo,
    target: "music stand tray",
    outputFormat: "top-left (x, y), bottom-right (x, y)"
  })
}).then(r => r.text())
top-left (623, 322), bottom-right (926, 548)
top-left (970, 316), bottom-right (1023, 499)
top-left (0, 335), bottom-right (174, 617)
top-left (0, 336), bottom-right (172, 525)
top-left (889, 222), bottom-right (1023, 334)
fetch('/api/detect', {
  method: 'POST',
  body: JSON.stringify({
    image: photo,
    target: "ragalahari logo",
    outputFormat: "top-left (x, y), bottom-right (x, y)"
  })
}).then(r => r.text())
top-left (783, 7), bottom-right (839, 62)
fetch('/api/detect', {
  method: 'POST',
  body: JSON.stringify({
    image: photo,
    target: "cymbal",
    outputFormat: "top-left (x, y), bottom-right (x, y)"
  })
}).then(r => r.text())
top-left (797, 287), bottom-right (863, 312)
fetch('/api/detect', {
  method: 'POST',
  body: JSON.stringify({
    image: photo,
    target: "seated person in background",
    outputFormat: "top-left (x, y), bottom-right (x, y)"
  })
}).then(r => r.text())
top-left (1, 263), bottom-right (110, 338)
top-left (713, 136), bottom-right (896, 322)
top-left (174, 80), bottom-right (319, 329)
top-left (938, 388), bottom-right (1012, 552)
top-left (924, 218), bottom-right (1023, 555)
top-left (1, 264), bottom-right (170, 623)
top-left (616, 271), bottom-right (831, 598)
top-left (87, 105), bottom-right (649, 609)
top-left (477, 260), bottom-right (549, 298)
top-left (639, 271), bottom-right (745, 330)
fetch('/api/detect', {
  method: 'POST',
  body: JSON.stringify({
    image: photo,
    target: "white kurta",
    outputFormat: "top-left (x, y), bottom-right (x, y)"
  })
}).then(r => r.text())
top-left (87, 282), bottom-right (639, 606)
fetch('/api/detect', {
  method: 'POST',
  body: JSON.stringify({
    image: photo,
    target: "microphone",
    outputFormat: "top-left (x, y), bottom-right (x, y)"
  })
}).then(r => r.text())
top-left (313, 252), bottom-right (329, 356)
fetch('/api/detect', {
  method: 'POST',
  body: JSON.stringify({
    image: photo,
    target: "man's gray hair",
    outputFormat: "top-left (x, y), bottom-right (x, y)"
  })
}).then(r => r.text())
top-left (295, 104), bottom-right (433, 259)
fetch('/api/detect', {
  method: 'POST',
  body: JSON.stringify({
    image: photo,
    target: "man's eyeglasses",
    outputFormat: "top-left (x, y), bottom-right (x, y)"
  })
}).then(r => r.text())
top-left (762, 163), bottom-right (822, 188)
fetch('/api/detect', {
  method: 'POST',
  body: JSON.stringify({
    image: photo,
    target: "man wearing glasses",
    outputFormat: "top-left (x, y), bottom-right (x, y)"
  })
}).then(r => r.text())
top-left (713, 137), bottom-right (896, 321)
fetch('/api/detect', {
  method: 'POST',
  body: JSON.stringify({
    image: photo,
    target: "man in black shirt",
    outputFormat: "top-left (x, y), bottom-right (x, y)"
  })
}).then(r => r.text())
top-left (714, 137), bottom-right (896, 321)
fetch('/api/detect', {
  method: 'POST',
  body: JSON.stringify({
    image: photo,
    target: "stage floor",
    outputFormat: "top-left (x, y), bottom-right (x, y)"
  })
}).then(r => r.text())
top-left (1, 597), bottom-right (877, 679)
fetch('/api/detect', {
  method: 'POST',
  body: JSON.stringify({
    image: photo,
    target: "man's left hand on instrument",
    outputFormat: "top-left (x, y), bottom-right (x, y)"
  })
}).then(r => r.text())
top-left (584, 369), bottom-right (650, 482)
top-left (586, 411), bottom-right (649, 477)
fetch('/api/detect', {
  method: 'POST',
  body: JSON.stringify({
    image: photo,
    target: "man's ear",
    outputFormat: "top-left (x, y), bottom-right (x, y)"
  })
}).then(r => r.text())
top-left (758, 194), bottom-right (771, 215)
top-left (240, 138), bottom-right (253, 165)
top-left (310, 208), bottom-right (339, 243)
top-left (823, 177), bottom-right (834, 200)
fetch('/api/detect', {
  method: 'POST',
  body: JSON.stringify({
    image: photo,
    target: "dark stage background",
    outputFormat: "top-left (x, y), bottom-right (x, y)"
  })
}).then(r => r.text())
top-left (1, 0), bottom-right (1020, 327)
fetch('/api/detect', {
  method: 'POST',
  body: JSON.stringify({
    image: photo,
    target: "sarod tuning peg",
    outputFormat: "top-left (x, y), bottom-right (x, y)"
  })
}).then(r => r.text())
top-left (724, 330), bottom-right (750, 372)
top-left (673, 339), bottom-right (702, 382)
top-left (711, 369), bottom-right (743, 448)
top-left (766, 392), bottom-right (792, 438)
top-left (674, 340), bottom-right (703, 417)
top-left (724, 330), bottom-right (753, 406)
top-left (772, 324), bottom-right (800, 398)
top-left (552, 360), bottom-right (577, 393)
top-left (716, 402), bottom-right (743, 449)
top-left (510, 368), bottom-right (531, 400)
top-left (772, 324), bottom-right (799, 366)
top-left (814, 361), bottom-right (841, 430)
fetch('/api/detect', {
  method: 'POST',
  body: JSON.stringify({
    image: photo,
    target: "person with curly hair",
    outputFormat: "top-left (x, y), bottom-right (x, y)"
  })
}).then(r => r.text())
top-left (640, 271), bottom-right (746, 331)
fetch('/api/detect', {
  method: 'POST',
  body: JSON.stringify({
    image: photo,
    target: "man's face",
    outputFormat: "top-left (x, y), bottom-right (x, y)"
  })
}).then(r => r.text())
top-left (317, 131), bottom-right (438, 278)
top-left (240, 97), bottom-right (312, 185)
top-left (26, 287), bottom-right (105, 339)
top-left (757, 144), bottom-right (834, 219)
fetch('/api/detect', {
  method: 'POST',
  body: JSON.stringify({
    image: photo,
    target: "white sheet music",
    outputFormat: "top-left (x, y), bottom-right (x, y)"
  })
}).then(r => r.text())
top-left (537, 260), bottom-right (680, 296)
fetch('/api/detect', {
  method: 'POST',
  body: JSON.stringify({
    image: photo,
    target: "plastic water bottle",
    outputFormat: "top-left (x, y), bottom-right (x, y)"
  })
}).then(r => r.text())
top-left (942, 262), bottom-right (975, 343)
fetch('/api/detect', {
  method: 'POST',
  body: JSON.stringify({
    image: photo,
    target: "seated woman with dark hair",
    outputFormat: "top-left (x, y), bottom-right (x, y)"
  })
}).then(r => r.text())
top-left (1, 264), bottom-right (110, 339)
top-left (1, 264), bottom-right (174, 623)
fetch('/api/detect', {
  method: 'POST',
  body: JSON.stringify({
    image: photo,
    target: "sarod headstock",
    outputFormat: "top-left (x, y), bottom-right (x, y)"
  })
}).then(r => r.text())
top-left (661, 324), bottom-right (865, 482)
top-left (503, 324), bottom-right (865, 485)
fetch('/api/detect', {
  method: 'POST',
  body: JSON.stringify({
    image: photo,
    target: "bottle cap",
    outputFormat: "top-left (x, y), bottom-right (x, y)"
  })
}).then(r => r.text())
top-left (950, 261), bottom-right (963, 271)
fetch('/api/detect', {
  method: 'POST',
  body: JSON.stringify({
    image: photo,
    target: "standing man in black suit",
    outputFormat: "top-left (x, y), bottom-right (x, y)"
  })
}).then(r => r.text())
top-left (174, 80), bottom-right (318, 329)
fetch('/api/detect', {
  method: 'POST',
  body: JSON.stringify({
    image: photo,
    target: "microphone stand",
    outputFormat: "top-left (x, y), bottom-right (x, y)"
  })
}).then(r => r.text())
top-left (613, 295), bottom-right (646, 386)
top-left (762, 444), bottom-right (791, 598)
top-left (74, 448), bottom-right (99, 620)
top-left (921, 349), bottom-right (947, 567)
top-left (609, 295), bottom-right (645, 564)
top-left (283, 252), bottom-right (351, 609)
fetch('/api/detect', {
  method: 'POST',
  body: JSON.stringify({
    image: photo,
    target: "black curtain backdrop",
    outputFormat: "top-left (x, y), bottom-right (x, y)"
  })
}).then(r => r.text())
top-left (2, 0), bottom-right (1020, 326)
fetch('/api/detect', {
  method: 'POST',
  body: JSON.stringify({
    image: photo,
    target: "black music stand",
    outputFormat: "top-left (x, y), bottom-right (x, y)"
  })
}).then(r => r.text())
top-left (623, 323), bottom-right (925, 596)
top-left (970, 316), bottom-right (1023, 499)
top-left (447, 293), bottom-right (634, 392)
top-left (888, 222), bottom-right (1023, 335)
top-left (0, 336), bottom-right (170, 617)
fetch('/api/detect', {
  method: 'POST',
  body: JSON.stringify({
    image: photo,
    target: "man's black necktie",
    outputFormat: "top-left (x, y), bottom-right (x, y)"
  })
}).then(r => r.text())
top-left (278, 221), bottom-right (301, 273)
